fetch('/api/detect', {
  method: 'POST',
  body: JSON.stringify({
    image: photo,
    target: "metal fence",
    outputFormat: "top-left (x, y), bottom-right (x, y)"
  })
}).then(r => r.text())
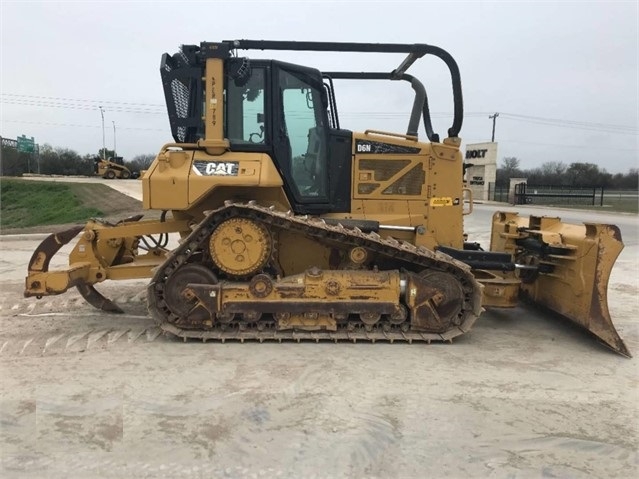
top-left (514, 184), bottom-right (604, 206)
top-left (487, 183), bottom-right (637, 211)
top-left (487, 183), bottom-right (508, 202)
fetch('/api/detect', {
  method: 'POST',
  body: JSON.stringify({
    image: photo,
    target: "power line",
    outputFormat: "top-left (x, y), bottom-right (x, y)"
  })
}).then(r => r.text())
top-left (1, 94), bottom-right (493, 119)
top-left (2, 119), bottom-right (166, 132)
top-left (3, 92), bottom-right (637, 135)
top-left (1, 93), bottom-right (164, 108)
top-left (499, 115), bottom-right (638, 135)
top-left (499, 112), bottom-right (638, 134)
top-left (0, 94), bottom-right (470, 119)
top-left (1, 99), bottom-right (164, 115)
top-left (500, 112), bottom-right (637, 131)
top-left (496, 138), bottom-right (638, 153)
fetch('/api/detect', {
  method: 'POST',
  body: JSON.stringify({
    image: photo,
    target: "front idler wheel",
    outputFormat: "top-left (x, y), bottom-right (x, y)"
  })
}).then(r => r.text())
top-left (408, 271), bottom-right (464, 333)
top-left (164, 264), bottom-right (218, 326)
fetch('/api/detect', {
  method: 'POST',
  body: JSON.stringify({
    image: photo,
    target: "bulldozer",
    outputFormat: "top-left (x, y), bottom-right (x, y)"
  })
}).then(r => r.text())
top-left (24, 40), bottom-right (629, 356)
top-left (94, 156), bottom-right (135, 179)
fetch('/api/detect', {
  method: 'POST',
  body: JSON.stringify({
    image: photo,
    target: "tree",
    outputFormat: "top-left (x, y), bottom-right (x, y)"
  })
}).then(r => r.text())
top-left (502, 157), bottom-right (521, 172)
top-left (127, 154), bottom-right (155, 173)
top-left (98, 148), bottom-right (116, 160)
top-left (496, 157), bottom-right (523, 184)
top-left (540, 161), bottom-right (567, 185)
top-left (38, 144), bottom-right (57, 175)
top-left (610, 168), bottom-right (638, 189)
top-left (0, 144), bottom-right (31, 176)
top-left (525, 167), bottom-right (544, 185)
top-left (38, 144), bottom-right (88, 176)
top-left (625, 168), bottom-right (639, 189)
top-left (566, 162), bottom-right (611, 187)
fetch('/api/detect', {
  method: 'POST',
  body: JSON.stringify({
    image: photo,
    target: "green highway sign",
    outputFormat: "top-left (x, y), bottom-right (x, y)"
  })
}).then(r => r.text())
top-left (17, 135), bottom-right (35, 153)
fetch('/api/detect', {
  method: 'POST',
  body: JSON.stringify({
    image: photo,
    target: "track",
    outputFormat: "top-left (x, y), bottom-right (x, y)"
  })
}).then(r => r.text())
top-left (147, 202), bottom-right (483, 343)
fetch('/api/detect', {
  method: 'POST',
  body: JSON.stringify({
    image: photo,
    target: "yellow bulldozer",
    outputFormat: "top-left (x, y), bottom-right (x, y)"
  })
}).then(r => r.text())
top-left (24, 40), bottom-right (629, 356)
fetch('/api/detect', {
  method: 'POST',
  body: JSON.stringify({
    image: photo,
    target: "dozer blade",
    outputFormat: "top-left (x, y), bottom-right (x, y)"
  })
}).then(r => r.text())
top-left (76, 282), bottom-right (124, 314)
top-left (491, 213), bottom-right (629, 357)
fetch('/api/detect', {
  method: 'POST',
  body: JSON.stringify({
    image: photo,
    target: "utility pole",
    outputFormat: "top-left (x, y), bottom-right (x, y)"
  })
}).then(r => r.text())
top-left (112, 121), bottom-right (117, 157)
top-left (489, 112), bottom-right (499, 142)
top-left (99, 106), bottom-right (105, 159)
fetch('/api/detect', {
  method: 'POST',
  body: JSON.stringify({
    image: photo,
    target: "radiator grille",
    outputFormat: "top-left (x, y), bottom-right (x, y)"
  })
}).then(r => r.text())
top-left (358, 160), bottom-right (424, 196)
top-left (382, 164), bottom-right (424, 195)
top-left (359, 159), bottom-right (410, 181)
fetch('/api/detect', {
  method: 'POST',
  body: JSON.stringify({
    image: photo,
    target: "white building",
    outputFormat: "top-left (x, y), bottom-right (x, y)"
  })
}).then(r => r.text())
top-left (464, 142), bottom-right (498, 201)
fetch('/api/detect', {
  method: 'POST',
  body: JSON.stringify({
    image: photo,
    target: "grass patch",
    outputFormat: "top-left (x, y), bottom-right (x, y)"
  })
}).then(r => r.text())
top-left (600, 196), bottom-right (639, 214)
top-left (1, 179), bottom-right (104, 229)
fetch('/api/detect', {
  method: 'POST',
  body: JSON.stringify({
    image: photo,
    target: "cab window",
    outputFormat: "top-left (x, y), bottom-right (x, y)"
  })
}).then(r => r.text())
top-left (280, 69), bottom-right (327, 199)
top-left (225, 67), bottom-right (266, 144)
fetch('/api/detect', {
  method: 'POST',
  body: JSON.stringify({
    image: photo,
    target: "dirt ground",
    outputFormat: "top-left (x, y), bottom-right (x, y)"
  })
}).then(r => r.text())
top-left (0, 179), bottom-right (637, 479)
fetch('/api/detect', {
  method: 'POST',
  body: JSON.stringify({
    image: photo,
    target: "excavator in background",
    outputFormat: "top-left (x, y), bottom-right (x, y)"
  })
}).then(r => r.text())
top-left (24, 40), bottom-right (629, 356)
top-left (94, 156), bottom-right (137, 179)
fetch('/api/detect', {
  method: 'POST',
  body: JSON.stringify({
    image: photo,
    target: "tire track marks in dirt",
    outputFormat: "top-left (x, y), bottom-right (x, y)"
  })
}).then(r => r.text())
top-left (0, 286), bottom-right (166, 357)
top-left (0, 326), bottom-right (167, 357)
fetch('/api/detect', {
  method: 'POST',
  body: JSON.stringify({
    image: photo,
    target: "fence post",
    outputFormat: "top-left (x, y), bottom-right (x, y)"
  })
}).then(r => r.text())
top-left (600, 187), bottom-right (604, 207)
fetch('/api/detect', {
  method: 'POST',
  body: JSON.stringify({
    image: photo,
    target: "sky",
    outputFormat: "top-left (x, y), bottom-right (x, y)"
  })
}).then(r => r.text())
top-left (1, 0), bottom-right (637, 174)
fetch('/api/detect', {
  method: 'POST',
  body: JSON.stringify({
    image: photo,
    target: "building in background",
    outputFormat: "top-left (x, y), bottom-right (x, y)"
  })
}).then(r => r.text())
top-left (464, 142), bottom-right (497, 201)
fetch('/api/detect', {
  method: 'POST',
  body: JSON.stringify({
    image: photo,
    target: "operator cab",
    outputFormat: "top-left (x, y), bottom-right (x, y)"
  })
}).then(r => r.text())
top-left (224, 59), bottom-right (352, 214)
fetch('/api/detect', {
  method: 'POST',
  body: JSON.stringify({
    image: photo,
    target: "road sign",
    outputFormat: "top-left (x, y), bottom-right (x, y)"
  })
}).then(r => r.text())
top-left (17, 135), bottom-right (35, 153)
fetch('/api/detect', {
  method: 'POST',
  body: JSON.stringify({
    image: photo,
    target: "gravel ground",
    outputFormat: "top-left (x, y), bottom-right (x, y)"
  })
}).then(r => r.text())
top-left (0, 179), bottom-right (637, 479)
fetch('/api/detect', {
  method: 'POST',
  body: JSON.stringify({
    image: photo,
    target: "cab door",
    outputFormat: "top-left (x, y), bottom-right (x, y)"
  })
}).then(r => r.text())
top-left (272, 65), bottom-right (332, 214)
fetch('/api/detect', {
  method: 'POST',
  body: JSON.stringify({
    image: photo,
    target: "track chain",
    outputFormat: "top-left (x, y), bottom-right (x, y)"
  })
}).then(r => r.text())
top-left (148, 202), bottom-right (483, 343)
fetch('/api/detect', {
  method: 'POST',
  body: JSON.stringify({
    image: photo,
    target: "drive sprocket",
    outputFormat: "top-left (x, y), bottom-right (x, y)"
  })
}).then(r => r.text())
top-left (209, 217), bottom-right (272, 277)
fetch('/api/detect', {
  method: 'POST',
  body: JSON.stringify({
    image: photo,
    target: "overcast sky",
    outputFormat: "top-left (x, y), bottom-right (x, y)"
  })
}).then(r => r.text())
top-left (1, 1), bottom-right (637, 173)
